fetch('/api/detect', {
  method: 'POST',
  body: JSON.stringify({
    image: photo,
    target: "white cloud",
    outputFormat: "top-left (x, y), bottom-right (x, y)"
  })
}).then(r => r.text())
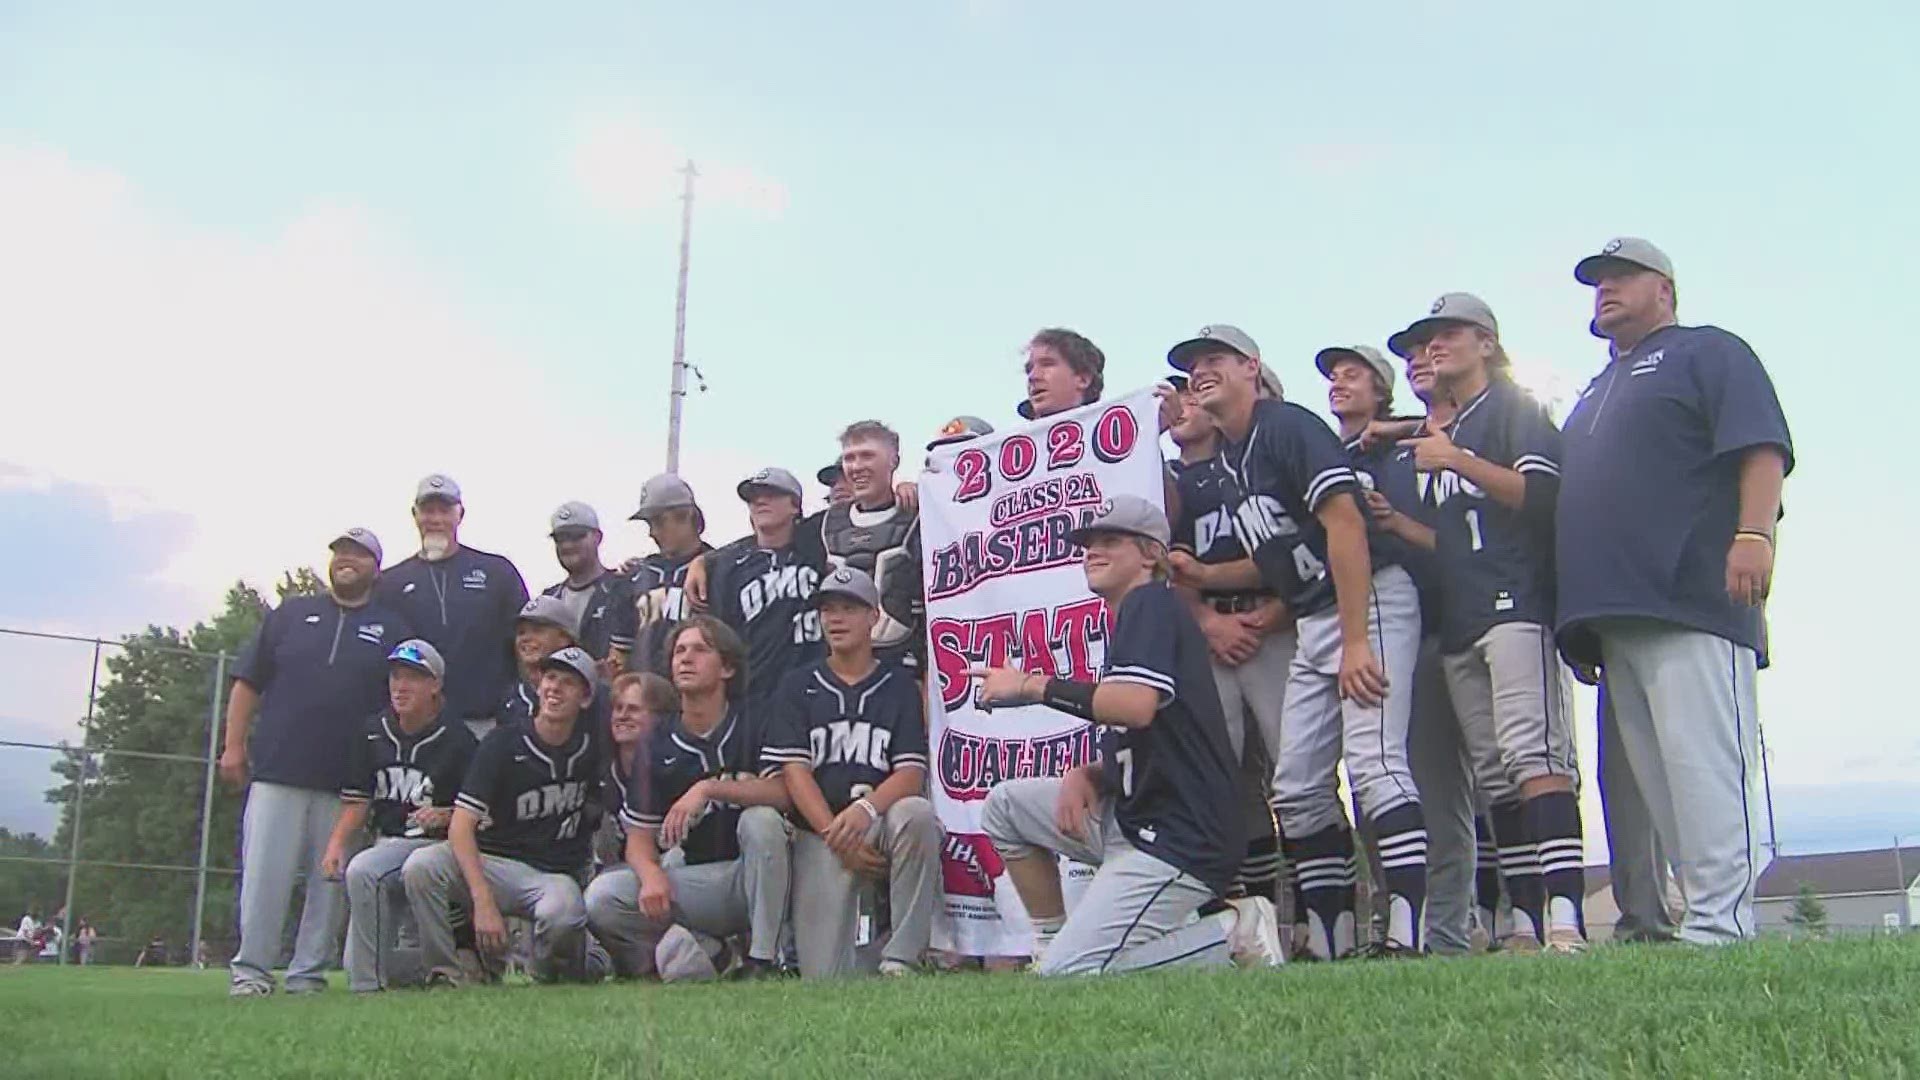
top-left (570, 116), bottom-right (789, 220)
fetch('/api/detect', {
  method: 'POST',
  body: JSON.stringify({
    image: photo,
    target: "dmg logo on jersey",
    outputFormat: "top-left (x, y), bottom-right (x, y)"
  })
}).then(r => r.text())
top-left (1422, 462), bottom-right (1486, 507)
top-left (1190, 504), bottom-right (1234, 557)
top-left (1228, 494), bottom-right (1297, 550)
top-left (809, 720), bottom-right (893, 771)
top-left (371, 765), bottom-right (433, 807)
top-left (514, 780), bottom-right (590, 821)
top-left (739, 564), bottom-right (820, 620)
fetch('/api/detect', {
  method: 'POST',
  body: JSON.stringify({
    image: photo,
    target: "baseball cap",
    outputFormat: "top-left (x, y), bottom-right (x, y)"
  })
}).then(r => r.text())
top-left (1315, 345), bottom-right (1397, 392)
top-left (1167, 324), bottom-right (1261, 372)
top-left (1574, 237), bottom-right (1674, 286)
top-left (812, 565), bottom-right (880, 609)
top-left (329, 527), bottom-right (383, 565)
top-left (736, 467), bottom-right (803, 502)
top-left (629, 473), bottom-right (697, 522)
top-left (817, 462), bottom-right (844, 486)
top-left (1387, 293), bottom-right (1499, 359)
top-left (413, 473), bottom-right (462, 506)
top-left (549, 501), bottom-right (600, 537)
top-left (516, 595), bottom-right (580, 641)
top-left (1067, 494), bottom-right (1171, 550)
top-left (387, 638), bottom-right (445, 681)
top-left (538, 646), bottom-right (598, 690)
top-left (928, 415), bottom-right (995, 451)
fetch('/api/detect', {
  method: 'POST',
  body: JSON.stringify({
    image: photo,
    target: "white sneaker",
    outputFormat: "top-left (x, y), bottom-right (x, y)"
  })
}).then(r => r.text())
top-left (1228, 896), bottom-right (1285, 968)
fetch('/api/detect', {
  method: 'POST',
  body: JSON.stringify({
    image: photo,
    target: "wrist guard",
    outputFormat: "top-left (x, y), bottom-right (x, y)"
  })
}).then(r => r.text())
top-left (1042, 678), bottom-right (1099, 721)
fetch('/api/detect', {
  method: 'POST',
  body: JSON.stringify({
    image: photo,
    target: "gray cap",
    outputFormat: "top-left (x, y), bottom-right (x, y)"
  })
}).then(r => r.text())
top-left (1315, 345), bottom-right (1397, 392)
top-left (516, 595), bottom-right (580, 641)
top-left (813, 565), bottom-right (881, 609)
top-left (387, 638), bottom-right (445, 680)
top-left (549, 501), bottom-right (600, 536)
top-left (1167, 324), bottom-right (1261, 372)
top-left (736, 467), bottom-right (803, 502)
top-left (329, 527), bottom-right (383, 565)
top-left (1067, 494), bottom-right (1171, 550)
top-left (1574, 236), bottom-right (1674, 285)
top-left (928, 415), bottom-right (996, 451)
top-left (1168, 363), bottom-right (1281, 399)
top-left (414, 473), bottom-right (462, 505)
top-left (816, 462), bottom-right (844, 486)
top-left (629, 473), bottom-right (697, 522)
top-left (1388, 293), bottom-right (1499, 359)
top-left (537, 646), bottom-right (598, 690)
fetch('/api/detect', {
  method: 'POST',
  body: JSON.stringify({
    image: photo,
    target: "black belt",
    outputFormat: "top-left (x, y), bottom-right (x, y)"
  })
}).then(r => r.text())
top-left (1205, 593), bottom-right (1268, 615)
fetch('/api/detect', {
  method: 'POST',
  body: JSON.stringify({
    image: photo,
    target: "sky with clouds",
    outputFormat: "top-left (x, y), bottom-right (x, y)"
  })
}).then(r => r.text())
top-left (1, 2), bottom-right (1915, 849)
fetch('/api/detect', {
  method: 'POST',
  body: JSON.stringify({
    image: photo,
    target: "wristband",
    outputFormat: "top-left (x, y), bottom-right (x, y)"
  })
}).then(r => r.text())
top-left (854, 797), bottom-right (878, 821)
top-left (1041, 678), bottom-right (1099, 722)
top-left (1734, 529), bottom-right (1773, 546)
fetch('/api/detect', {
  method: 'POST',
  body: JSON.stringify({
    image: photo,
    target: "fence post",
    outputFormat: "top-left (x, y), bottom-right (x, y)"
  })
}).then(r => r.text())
top-left (57, 640), bottom-right (104, 967)
top-left (189, 652), bottom-right (226, 971)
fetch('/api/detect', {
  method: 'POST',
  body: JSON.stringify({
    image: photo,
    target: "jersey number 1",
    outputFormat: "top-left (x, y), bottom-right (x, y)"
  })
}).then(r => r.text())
top-left (1115, 747), bottom-right (1135, 798)
top-left (1465, 509), bottom-right (1484, 552)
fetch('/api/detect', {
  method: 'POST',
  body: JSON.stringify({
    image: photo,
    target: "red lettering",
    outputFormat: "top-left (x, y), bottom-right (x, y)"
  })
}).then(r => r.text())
top-left (1092, 404), bottom-right (1139, 463)
top-left (999, 434), bottom-right (1037, 482)
top-left (1046, 420), bottom-right (1084, 470)
top-left (953, 447), bottom-right (992, 503)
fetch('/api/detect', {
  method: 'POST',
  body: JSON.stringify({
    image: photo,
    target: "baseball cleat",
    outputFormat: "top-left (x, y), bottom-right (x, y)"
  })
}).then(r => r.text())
top-left (1228, 896), bottom-right (1285, 968)
top-left (1544, 927), bottom-right (1589, 955)
top-left (877, 959), bottom-right (917, 977)
top-left (228, 981), bottom-right (274, 998)
top-left (1501, 931), bottom-right (1543, 955)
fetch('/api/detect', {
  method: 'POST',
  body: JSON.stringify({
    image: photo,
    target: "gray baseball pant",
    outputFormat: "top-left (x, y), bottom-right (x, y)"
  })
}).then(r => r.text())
top-left (791, 796), bottom-right (942, 978)
top-left (1596, 617), bottom-right (1764, 944)
top-left (1408, 634), bottom-right (1479, 954)
top-left (230, 782), bottom-right (347, 992)
top-left (343, 836), bottom-right (434, 992)
top-left (981, 777), bottom-right (1230, 976)
top-left (1598, 686), bottom-right (1680, 942)
top-left (1442, 621), bottom-right (1579, 798)
top-left (1273, 566), bottom-right (1424, 834)
top-left (1211, 627), bottom-right (1295, 922)
top-left (401, 842), bottom-right (596, 982)
top-left (584, 805), bottom-right (792, 977)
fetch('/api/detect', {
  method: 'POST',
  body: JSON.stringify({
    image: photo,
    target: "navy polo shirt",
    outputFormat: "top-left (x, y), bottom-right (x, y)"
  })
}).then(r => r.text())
top-left (232, 595), bottom-right (414, 792)
top-left (1556, 324), bottom-right (1793, 663)
top-left (375, 546), bottom-right (529, 724)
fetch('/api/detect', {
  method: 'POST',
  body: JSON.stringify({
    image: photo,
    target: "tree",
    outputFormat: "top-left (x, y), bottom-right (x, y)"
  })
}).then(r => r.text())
top-left (42, 570), bottom-right (322, 959)
top-left (1784, 882), bottom-right (1828, 938)
top-left (0, 828), bottom-right (64, 925)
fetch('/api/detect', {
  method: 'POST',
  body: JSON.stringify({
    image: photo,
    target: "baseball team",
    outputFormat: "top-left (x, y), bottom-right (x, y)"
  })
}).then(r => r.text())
top-left (221, 235), bottom-right (1792, 994)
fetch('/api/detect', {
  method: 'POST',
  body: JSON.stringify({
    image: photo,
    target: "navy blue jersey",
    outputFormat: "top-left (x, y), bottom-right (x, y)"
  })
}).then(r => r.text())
top-left (626, 544), bottom-right (713, 676)
top-left (1213, 400), bottom-right (1373, 618)
top-left (1097, 583), bottom-right (1244, 895)
top-left (1428, 378), bottom-right (1561, 651)
top-left (622, 710), bottom-right (774, 866)
top-left (375, 547), bottom-right (529, 723)
top-left (341, 712), bottom-right (479, 838)
top-left (1388, 432), bottom-right (1448, 637)
top-left (1557, 325), bottom-right (1793, 663)
top-left (455, 719), bottom-right (602, 875)
top-left (232, 595), bottom-right (414, 791)
top-left (815, 503), bottom-right (926, 672)
top-left (705, 539), bottom-right (826, 707)
top-left (1344, 433), bottom-right (1423, 581)
top-left (541, 571), bottom-right (639, 662)
top-left (760, 660), bottom-right (928, 829)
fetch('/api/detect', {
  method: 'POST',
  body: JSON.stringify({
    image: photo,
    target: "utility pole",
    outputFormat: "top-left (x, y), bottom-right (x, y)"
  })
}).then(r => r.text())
top-left (666, 159), bottom-right (696, 474)
top-left (1758, 722), bottom-right (1780, 859)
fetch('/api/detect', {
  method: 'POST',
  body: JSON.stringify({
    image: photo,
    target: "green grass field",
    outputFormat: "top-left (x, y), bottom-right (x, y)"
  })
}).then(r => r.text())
top-left (7, 937), bottom-right (1920, 1078)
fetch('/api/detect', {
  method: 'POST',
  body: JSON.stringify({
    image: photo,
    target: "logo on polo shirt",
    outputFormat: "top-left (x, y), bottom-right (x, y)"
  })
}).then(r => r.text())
top-left (1631, 349), bottom-right (1664, 377)
top-left (463, 569), bottom-right (488, 590)
top-left (305, 613), bottom-right (322, 624)
top-left (356, 622), bottom-right (386, 645)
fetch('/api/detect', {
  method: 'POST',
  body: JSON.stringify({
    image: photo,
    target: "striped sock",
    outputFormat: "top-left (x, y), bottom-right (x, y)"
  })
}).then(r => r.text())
top-left (1473, 813), bottom-right (1502, 935)
top-left (1372, 803), bottom-right (1428, 951)
top-left (1283, 823), bottom-right (1356, 960)
top-left (1236, 831), bottom-right (1283, 903)
top-left (1526, 790), bottom-right (1587, 937)
top-left (1490, 800), bottom-right (1545, 943)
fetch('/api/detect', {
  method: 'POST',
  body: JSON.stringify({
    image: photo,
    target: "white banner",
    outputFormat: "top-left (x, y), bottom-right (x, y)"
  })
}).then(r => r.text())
top-left (919, 387), bottom-right (1166, 956)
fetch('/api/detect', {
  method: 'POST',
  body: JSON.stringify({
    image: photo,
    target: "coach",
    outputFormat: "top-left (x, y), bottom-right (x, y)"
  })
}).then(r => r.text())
top-left (224, 528), bottom-right (413, 996)
top-left (1556, 238), bottom-right (1792, 945)
top-left (376, 475), bottom-right (529, 738)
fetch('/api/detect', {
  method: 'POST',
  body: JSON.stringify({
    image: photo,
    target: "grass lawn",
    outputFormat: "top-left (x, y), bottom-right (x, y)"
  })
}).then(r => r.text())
top-left (6, 936), bottom-right (1920, 1078)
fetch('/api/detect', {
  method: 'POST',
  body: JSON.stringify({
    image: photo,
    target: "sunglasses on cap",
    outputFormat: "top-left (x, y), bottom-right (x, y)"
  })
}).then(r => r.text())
top-left (390, 643), bottom-right (434, 669)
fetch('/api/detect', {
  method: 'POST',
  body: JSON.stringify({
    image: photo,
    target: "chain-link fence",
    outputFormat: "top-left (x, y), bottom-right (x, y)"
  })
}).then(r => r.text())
top-left (0, 627), bottom-right (237, 968)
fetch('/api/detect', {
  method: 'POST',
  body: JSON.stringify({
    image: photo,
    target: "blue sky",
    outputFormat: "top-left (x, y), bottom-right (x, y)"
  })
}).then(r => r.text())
top-left (1, 2), bottom-right (1915, 850)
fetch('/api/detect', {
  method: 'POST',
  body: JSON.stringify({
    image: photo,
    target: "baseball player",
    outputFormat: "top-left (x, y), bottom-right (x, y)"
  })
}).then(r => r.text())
top-left (1174, 324), bottom-right (1427, 960)
top-left (761, 566), bottom-right (940, 978)
top-left (541, 501), bottom-right (638, 672)
top-left (401, 646), bottom-right (607, 985)
top-left (499, 596), bottom-right (587, 728)
top-left (1388, 293), bottom-right (1585, 952)
top-left (321, 639), bottom-right (478, 992)
top-left (625, 474), bottom-right (714, 678)
top-left (1559, 238), bottom-right (1791, 944)
top-left (591, 671), bottom-right (678, 873)
top-left (810, 421), bottom-right (926, 674)
top-left (585, 616), bottom-right (794, 980)
top-left (696, 467), bottom-right (827, 710)
top-left (818, 462), bottom-right (854, 508)
top-left (1164, 379), bottom-right (1290, 914)
top-left (969, 495), bottom-right (1280, 974)
top-left (376, 475), bottom-right (530, 739)
top-left (1321, 344), bottom-right (1485, 954)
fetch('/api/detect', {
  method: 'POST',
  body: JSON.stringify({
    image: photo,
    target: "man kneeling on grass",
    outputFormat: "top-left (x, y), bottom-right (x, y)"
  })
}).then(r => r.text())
top-left (402, 646), bottom-right (606, 986)
top-left (761, 566), bottom-right (941, 978)
top-left (971, 495), bottom-right (1282, 975)
top-left (584, 616), bottom-right (793, 980)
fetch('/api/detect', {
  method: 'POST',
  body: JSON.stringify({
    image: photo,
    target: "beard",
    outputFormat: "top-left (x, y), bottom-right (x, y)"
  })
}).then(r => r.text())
top-left (420, 532), bottom-right (453, 561)
top-left (331, 571), bottom-right (374, 602)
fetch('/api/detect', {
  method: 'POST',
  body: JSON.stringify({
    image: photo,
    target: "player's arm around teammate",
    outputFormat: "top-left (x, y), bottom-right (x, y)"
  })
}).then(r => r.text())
top-left (760, 567), bottom-right (941, 979)
top-left (584, 616), bottom-right (794, 980)
top-left (969, 496), bottom-right (1282, 976)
